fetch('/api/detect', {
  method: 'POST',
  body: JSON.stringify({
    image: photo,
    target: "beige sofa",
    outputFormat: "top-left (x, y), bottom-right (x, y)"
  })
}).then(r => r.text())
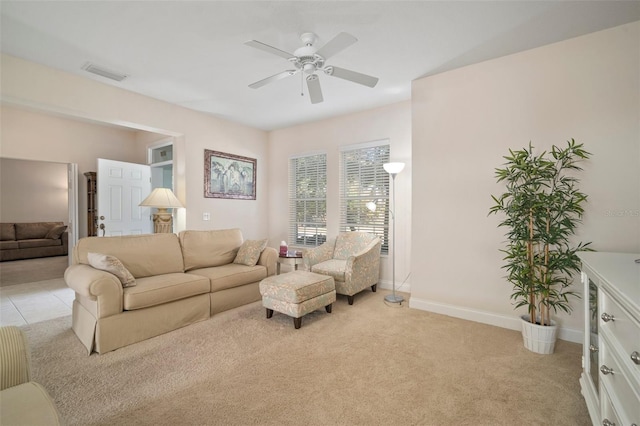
top-left (64, 229), bottom-right (277, 354)
top-left (1, 222), bottom-right (68, 261)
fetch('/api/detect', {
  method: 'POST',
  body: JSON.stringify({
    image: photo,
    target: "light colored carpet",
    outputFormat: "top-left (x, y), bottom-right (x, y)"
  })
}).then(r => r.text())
top-left (0, 256), bottom-right (68, 286)
top-left (21, 290), bottom-right (590, 426)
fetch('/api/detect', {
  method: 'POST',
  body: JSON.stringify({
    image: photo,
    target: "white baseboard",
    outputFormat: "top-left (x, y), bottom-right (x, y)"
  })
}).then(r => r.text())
top-left (408, 296), bottom-right (582, 344)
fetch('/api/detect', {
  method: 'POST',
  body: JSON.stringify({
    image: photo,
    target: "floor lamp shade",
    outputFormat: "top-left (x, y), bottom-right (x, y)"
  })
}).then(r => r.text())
top-left (383, 162), bottom-right (405, 175)
top-left (139, 188), bottom-right (183, 233)
top-left (383, 162), bottom-right (404, 304)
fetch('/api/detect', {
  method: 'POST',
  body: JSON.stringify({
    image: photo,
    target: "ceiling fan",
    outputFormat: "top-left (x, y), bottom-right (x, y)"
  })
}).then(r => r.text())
top-left (245, 32), bottom-right (379, 104)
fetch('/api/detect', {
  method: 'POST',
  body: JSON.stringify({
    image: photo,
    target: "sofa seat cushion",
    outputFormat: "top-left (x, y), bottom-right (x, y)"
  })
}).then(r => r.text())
top-left (311, 259), bottom-right (347, 282)
top-left (123, 273), bottom-right (210, 311)
top-left (17, 239), bottom-right (62, 249)
top-left (0, 241), bottom-right (19, 250)
top-left (188, 263), bottom-right (267, 292)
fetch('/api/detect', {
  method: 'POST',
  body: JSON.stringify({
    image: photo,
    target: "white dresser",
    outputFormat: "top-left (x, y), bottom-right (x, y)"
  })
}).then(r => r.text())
top-left (579, 252), bottom-right (640, 426)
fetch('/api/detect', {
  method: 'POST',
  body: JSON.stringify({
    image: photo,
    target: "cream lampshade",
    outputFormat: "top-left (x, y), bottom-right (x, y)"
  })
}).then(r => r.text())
top-left (383, 162), bottom-right (405, 175)
top-left (139, 188), bottom-right (183, 233)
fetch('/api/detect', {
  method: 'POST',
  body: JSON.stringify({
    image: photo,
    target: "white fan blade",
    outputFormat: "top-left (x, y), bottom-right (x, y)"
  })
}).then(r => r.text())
top-left (306, 75), bottom-right (323, 104)
top-left (245, 40), bottom-right (295, 60)
top-left (326, 66), bottom-right (378, 88)
top-left (316, 32), bottom-right (357, 59)
top-left (249, 70), bottom-right (298, 89)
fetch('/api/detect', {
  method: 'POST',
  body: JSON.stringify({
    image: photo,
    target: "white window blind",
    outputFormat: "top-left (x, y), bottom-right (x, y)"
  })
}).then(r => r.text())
top-left (339, 143), bottom-right (390, 254)
top-left (289, 153), bottom-right (327, 247)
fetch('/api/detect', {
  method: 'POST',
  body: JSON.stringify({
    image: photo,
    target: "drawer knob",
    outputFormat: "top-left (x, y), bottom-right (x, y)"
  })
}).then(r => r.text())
top-left (589, 344), bottom-right (599, 353)
top-left (601, 312), bottom-right (615, 322)
top-left (602, 419), bottom-right (615, 426)
top-left (600, 365), bottom-right (614, 375)
top-left (632, 351), bottom-right (640, 365)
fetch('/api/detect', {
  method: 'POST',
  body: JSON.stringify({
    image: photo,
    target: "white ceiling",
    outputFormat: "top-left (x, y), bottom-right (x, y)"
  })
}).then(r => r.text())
top-left (2, 1), bottom-right (639, 131)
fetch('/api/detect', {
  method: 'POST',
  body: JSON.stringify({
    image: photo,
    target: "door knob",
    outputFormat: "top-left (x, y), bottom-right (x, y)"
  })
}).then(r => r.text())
top-left (99, 223), bottom-right (105, 237)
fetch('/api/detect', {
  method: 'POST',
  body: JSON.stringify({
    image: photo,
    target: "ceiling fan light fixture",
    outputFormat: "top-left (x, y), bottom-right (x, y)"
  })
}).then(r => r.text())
top-left (245, 31), bottom-right (378, 104)
top-left (294, 45), bottom-right (317, 57)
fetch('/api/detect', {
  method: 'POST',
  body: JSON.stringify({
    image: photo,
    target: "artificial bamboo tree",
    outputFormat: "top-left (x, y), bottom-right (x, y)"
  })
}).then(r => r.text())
top-left (489, 139), bottom-right (591, 326)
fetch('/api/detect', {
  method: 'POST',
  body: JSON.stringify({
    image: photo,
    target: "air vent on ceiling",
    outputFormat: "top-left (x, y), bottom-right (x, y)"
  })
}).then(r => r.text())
top-left (81, 62), bottom-right (128, 82)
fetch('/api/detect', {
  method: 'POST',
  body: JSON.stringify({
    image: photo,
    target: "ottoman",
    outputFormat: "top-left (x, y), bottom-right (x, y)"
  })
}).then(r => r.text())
top-left (259, 271), bottom-right (336, 329)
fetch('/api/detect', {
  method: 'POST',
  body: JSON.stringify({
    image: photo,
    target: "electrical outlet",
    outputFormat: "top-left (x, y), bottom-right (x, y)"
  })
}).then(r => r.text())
top-left (203, 212), bottom-right (210, 221)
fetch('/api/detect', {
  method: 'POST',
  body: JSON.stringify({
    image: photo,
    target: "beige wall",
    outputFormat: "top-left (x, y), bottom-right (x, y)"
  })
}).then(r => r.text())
top-left (411, 22), bottom-right (640, 342)
top-left (0, 105), bottom-right (145, 236)
top-left (0, 158), bottom-right (68, 223)
top-left (268, 101), bottom-right (412, 287)
top-left (1, 54), bottom-right (270, 241)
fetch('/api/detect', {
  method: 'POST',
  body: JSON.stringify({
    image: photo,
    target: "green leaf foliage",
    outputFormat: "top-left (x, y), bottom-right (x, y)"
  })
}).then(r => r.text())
top-left (489, 139), bottom-right (592, 326)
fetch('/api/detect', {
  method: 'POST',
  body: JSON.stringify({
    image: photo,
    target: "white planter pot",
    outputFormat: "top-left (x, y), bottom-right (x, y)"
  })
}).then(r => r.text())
top-left (521, 314), bottom-right (558, 354)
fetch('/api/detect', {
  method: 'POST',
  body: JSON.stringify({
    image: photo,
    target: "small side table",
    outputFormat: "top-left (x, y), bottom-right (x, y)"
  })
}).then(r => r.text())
top-left (277, 251), bottom-right (304, 275)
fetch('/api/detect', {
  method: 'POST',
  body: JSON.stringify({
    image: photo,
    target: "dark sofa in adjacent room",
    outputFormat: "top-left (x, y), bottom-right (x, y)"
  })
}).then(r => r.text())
top-left (0, 222), bottom-right (68, 261)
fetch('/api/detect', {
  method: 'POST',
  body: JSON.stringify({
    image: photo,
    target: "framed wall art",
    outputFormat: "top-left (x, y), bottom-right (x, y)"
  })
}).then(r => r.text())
top-left (204, 149), bottom-right (256, 200)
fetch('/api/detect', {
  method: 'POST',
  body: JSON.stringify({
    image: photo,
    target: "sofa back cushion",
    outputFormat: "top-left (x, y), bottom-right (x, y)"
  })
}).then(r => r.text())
top-left (0, 224), bottom-right (16, 241)
top-left (74, 233), bottom-right (184, 278)
top-left (333, 232), bottom-right (378, 260)
top-left (179, 229), bottom-right (243, 271)
top-left (14, 222), bottom-right (64, 240)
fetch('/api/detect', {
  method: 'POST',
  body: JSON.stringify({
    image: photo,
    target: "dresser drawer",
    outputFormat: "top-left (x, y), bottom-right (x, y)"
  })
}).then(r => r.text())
top-left (600, 385), bottom-right (622, 426)
top-left (600, 288), bottom-right (640, 380)
top-left (600, 341), bottom-right (640, 425)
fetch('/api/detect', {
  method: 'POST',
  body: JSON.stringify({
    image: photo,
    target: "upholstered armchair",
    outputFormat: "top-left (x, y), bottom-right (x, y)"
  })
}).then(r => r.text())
top-left (0, 326), bottom-right (62, 425)
top-left (303, 232), bottom-right (381, 305)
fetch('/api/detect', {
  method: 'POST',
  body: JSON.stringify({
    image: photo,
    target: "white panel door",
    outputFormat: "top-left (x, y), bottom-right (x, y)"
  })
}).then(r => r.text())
top-left (97, 159), bottom-right (151, 236)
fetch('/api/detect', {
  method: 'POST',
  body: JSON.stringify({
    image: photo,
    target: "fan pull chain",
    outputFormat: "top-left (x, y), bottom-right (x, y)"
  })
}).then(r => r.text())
top-left (300, 71), bottom-right (304, 97)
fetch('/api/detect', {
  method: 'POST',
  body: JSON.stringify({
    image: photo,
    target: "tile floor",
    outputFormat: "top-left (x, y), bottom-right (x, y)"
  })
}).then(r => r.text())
top-left (0, 279), bottom-right (74, 327)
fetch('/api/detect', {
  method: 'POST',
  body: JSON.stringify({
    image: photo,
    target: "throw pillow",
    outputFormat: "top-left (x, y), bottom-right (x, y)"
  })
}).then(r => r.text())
top-left (233, 239), bottom-right (268, 267)
top-left (87, 252), bottom-right (136, 287)
top-left (45, 225), bottom-right (67, 240)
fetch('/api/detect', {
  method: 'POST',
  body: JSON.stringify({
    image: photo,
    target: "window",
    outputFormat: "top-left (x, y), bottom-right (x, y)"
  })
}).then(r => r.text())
top-left (289, 153), bottom-right (327, 247)
top-left (340, 142), bottom-right (390, 254)
top-left (148, 141), bottom-right (174, 191)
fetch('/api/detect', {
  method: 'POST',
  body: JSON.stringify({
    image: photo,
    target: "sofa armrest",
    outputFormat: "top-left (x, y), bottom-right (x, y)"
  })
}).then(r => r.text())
top-left (302, 238), bottom-right (336, 270)
top-left (0, 382), bottom-right (62, 425)
top-left (61, 231), bottom-right (69, 253)
top-left (0, 326), bottom-right (30, 390)
top-left (257, 246), bottom-right (278, 277)
top-left (64, 264), bottom-right (124, 318)
top-left (345, 239), bottom-right (381, 285)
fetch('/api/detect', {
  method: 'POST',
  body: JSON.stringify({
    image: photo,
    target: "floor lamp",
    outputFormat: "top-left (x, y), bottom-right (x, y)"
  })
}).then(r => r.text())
top-left (139, 188), bottom-right (183, 233)
top-left (383, 162), bottom-right (405, 304)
